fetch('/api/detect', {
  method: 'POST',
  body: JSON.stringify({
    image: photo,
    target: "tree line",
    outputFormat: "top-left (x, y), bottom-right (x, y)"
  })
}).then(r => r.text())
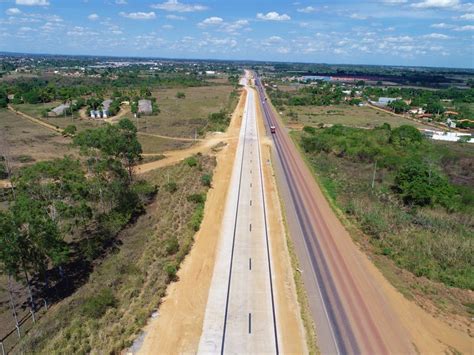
top-left (0, 119), bottom-right (155, 326)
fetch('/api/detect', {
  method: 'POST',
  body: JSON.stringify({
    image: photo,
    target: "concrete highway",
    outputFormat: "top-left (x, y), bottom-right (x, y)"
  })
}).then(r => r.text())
top-left (198, 74), bottom-right (279, 354)
top-left (254, 74), bottom-right (415, 354)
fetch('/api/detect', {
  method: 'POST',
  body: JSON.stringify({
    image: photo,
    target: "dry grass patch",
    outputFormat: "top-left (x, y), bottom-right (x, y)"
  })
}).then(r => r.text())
top-left (0, 109), bottom-right (76, 171)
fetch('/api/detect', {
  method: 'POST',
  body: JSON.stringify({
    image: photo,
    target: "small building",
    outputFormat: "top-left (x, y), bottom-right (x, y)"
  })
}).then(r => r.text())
top-left (423, 129), bottom-right (473, 143)
top-left (205, 70), bottom-right (216, 75)
top-left (138, 99), bottom-right (152, 115)
top-left (409, 107), bottom-right (425, 115)
top-left (445, 110), bottom-right (459, 117)
top-left (49, 103), bottom-right (70, 117)
top-left (102, 99), bottom-right (113, 118)
top-left (417, 113), bottom-right (433, 120)
top-left (447, 118), bottom-right (456, 128)
top-left (376, 97), bottom-right (398, 106)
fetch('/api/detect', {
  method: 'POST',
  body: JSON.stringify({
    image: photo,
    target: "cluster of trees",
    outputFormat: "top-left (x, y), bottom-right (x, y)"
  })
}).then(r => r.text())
top-left (0, 119), bottom-right (155, 321)
top-left (269, 83), bottom-right (344, 108)
top-left (301, 124), bottom-right (464, 211)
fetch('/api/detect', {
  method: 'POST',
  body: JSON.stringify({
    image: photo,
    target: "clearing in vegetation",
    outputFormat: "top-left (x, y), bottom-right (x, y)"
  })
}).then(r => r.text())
top-left (0, 109), bottom-right (75, 171)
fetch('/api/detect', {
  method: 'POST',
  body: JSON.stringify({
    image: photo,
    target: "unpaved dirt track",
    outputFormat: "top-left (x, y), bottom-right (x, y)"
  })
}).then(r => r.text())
top-left (255, 74), bottom-right (472, 354)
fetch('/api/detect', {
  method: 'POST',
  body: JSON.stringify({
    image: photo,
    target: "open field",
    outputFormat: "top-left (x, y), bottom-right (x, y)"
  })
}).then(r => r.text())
top-left (137, 133), bottom-right (194, 154)
top-left (282, 104), bottom-right (432, 129)
top-left (12, 103), bottom-right (104, 131)
top-left (7, 155), bottom-right (216, 354)
top-left (145, 85), bottom-right (237, 138)
top-left (0, 109), bottom-right (75, 171)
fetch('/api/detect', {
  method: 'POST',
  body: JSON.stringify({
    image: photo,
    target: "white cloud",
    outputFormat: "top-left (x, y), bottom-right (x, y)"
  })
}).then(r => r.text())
top-left (454, 24), bottom-right (474, 30)
top-left (460, 13), bottom-right (474, 20)
top-left (115, 0), bottom-right (127, 4)
top-left (422, 32), bottom-right (450, 39)
top-left (411, 0), bottom-right (460, 9)
top-left (256, 12), bottom-right (291, 21)
top-left (166, 14), bottom-right (185, 20)
top-left (6, 8), bottom-right (22, 15)
top-left (151, 0), bottom-right (207, 13)
top-left (431, 22), bottom-right (454, 28)
top-left (385, 35), bottom-right (414, 42)
top-left (382, 0), bottom-right (408, 4)
top-left (198, 16), bottom-right (224, 26)
top-left (15, 0), bottom-right (49, 5)
top-left (350, 13), bottom-right (368, 20)
top-left (297, 6), bottom-right (316, 13)
top-left (162, 24), bottom-right (173, 29)
top-left (120, 11), bottom-right (156, 20)
top-left (88, 13), bottom-right (99, 21)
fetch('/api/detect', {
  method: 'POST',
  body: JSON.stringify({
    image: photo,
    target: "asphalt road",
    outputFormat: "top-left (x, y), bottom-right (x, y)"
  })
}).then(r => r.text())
top-left (198, 77), bottom-right (279, 354)
top-left (254, 75), bottom-right (414, 354)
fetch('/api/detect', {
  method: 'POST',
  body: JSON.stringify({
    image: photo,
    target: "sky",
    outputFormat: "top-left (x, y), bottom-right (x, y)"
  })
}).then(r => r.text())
top-left (0, 0), bottom-right (473, 68)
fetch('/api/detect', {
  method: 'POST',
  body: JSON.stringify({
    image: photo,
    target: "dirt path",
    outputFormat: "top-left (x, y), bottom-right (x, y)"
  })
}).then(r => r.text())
top-left (137, 131), bottom-right (204, 142)
top-left (7, 105), bottom-right (63, 134)
top-left (0, 180), bottom-right (12, 189)
top-left (134, 90), bottom-right (247, 354)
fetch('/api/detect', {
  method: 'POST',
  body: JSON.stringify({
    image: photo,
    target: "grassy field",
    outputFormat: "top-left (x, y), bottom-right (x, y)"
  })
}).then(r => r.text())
top-left (293, 127), bottom-right (474, 319)
top-left (12, 154), bottom-right (215, 354)
top-left (137, 133), bottom-right (194, 154)
top-left (0, 109), bottom-right (76, 171)
top-left (281, 104), bottom-right (432, 129)
top-left (144, 85), bottom-right (237, 138)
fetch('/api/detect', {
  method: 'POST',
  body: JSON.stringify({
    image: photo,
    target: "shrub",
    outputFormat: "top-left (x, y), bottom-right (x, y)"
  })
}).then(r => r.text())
top-left (81, 289), bottom-right (117, 319)
top-left (63, 125), bottom-right (77, 136)
top-left (176, 92), bottom-right (186, 99)
top-left (184, 156), bottom-right (198, 167)
top-left (394, 161), bottom-right (456, 209)
top-left (187, 193), bottom-right (206, 204)
top-left (165, 181), bottom-right (178, 193)
top-left (201, 173), bottom-right (212, 187)
top-left (165, 236), bottom-right (179, 255)
top-left (389, 125), bottom-right (423, 146)
top-left (303, 126), bottom-right (316, 135)
top-left (164, 262), bottom-right (177, 281)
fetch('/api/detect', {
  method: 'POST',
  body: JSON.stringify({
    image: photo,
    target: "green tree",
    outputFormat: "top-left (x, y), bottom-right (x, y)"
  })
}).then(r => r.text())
top-left (390, 125), bottom-right (423, 146)
top-left (388, 99), bottom-right (410, 114)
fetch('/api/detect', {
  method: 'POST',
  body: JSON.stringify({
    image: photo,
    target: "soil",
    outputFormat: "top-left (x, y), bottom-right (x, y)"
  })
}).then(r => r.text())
top-left (134, 89), bottom-right (247, 354)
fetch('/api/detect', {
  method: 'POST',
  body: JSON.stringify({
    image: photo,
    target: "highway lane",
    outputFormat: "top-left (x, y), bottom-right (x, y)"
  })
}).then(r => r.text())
top-left (254, 75), bottom-right (414, 354)
top-left (198, 76), bottom-right (279, 354)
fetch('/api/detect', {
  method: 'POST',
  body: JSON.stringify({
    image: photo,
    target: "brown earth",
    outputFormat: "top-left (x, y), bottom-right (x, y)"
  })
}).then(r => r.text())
top-left (134, 89), bottom-right (247, 354)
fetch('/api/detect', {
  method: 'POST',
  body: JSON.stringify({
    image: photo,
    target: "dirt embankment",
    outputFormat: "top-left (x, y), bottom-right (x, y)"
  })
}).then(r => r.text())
top-left (134, 89), bottom-right (247, 353)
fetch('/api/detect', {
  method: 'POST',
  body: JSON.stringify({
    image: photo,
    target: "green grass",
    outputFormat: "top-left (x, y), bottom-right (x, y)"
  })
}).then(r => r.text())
top-left (281, 104), bottom-right (432, 129)
top-left (16, 155), bottom-right (216, 354)
top-left (144, 85), bottom-right (237, 138)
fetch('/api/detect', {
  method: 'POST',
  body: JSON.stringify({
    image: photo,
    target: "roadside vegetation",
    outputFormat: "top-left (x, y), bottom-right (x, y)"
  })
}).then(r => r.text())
top-left (14, 154), bottom-right (215, 353)
top-left (295, 124), bottom-right (473, 301)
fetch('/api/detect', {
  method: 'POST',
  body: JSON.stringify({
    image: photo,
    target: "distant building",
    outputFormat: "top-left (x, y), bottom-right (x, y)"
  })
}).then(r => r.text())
top-left (138, 99), bottom-right (152, 115)
top-left (205, 70), bottom-right (216, 75)
top-left (301, 75), bottom-right (331, 82)
top-left (446, 118), bottom-right (456, 128)
top-left (102, 99), bottom-right (113, 118)
top-left (423, 129), bottom-right (473, 143)
top-left (377, 97), bottom-right (398, 106)
top-left (49, 103), bottom-right (70, 117)
top-left (409, 107), bottom-right (425, 115)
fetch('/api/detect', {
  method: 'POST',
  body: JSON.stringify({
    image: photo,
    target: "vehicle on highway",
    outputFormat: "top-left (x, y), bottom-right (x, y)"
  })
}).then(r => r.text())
top-left (270, 125), bottom-right (276, 134)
